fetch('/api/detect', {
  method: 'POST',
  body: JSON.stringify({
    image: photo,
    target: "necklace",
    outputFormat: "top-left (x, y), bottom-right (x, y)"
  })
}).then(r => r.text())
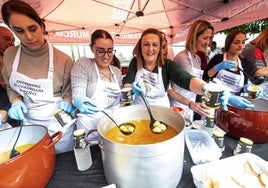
top-left (100, 71), bottom-right (111, 82)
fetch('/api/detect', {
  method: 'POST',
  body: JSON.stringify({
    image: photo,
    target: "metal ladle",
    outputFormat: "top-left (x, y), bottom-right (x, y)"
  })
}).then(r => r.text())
top-left (9, 121), bottom-right (23, 159)
top-left (101, 110), bottom-right (136, 135)
top-left (83, 101), bottom-right (136, 135)
top-left (139, 91), bottom-right (167, 134)
top-left (237, 67), bottom-right (266, 85)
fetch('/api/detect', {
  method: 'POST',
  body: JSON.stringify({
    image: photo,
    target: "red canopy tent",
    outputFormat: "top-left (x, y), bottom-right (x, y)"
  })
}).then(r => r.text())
top-left (0, 0), bottom-right (267, 44)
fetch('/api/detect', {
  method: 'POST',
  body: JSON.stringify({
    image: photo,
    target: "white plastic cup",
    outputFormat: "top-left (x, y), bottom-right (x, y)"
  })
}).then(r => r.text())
top-left (74, 144), bottom-right (92, 171)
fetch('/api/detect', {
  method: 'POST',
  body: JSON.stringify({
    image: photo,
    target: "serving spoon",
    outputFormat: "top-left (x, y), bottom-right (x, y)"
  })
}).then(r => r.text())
top-left (237, 67), bottom-right (266, 84)
top-left (139, 91), bottom-right (167, 134)
top-left (9, 121), bottom-right (23, 159)
top-left (83, 101), bottom-right (136, 135)
top-left (101, 110), bottom-right (136, 135)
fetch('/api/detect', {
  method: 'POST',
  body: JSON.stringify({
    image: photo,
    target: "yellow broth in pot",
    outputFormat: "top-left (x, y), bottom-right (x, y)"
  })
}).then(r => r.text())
top-left (105, 119), bottom-right (178, 144)
top-left (0, 144), bottom-right (34, 164)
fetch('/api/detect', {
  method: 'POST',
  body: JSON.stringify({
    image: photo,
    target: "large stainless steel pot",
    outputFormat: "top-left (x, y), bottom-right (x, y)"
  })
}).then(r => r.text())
top-left (98, 105), bottom-right (185, 188)
top-left (0, 125), bottom-right (62, 188)
top-left (216, 97), bottom-right (268, 143)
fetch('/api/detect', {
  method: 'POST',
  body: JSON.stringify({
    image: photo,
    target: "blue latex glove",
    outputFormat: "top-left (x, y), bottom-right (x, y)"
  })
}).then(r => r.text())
top-left (228, 96), bottom-right (254, 109)
top-left (60, 101), bottom-right (75, 115)
top-left (131, 92), bottom-right (135, 102)
top-left (132, 81), bottom-right (146, 95)
top-left (220, 90), bottom-right (231, 111)
top-left (214, 61), bottom-right (236, 72)
top-left (73, 96), bottom-right (100, 114)
top-left (8, 101), bottom-right (27, 121)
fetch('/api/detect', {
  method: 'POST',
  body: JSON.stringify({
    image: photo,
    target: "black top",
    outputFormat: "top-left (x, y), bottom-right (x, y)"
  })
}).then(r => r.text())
top-left (123, 58), bottom-right (194, 91)
top-left (203, 54), bottom-right (258, 85)
top-left (0, 85), bottom-right (20, 126)
top-left (0, 85), bottom-right (10, 111)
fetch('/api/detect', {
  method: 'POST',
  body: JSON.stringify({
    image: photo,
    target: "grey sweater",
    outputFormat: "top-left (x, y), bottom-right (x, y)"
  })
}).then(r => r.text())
top-left (71, 57), bottom-right (122, 99)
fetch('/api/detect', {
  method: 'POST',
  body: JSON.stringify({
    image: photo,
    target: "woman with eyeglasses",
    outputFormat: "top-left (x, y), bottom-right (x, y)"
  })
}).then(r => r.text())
top-left (1, 0), bottom-right (75, 153)
top-left (71, 29), bottom-right (122, 140)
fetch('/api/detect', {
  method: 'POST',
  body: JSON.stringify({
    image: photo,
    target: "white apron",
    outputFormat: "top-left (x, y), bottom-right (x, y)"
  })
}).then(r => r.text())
top-left (76, 63), bottom-right (121, 141)
top-left (133, 67), bottom-right (170, 107)
top-left (9, 44), bottom-right (74, 154)
top-left (170, 51), bottom-right (203, 120)
top-left (216, 54), bottom-right (244, 94)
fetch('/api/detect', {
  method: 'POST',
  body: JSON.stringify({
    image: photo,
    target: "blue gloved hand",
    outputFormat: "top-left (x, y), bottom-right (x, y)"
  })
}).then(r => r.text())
top-left (220, 90), bottom-right (231, 111)
top-left (228, 95), bottom-right (254, 109)
top-left (214, 61), bottom-right (236, 72)
top-left (60, 101), bottom-right (75, 115)
top-left (73, 96), bottom-right (100, 114)
top-left (131, 92), bottom-right (135, 102)
top-left (132, 81), bottom-right (146, 95)
top-left (8, 101), bottom-right (27, 121)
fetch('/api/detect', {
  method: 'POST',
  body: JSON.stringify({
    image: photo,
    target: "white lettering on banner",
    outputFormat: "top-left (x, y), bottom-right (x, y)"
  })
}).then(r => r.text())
top-left (112, 0), bottom-right (131, 19)
top-left (111, 32), bottom-right (141, 40)
top-left (220, 0), bottom-right (267, 17)
top-left (174, 0), bottom-right (268, 39)
top-left (53, 30), bottom-right (141, 40)
top-left (53, 30), bottom-right (90, 39)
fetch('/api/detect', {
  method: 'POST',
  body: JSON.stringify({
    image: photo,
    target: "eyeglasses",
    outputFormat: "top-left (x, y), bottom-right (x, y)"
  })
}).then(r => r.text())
top-left (94, 47), bottom-right (116, 57)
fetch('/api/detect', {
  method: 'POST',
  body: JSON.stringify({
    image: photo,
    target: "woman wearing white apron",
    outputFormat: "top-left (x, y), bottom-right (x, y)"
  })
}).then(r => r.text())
top-left (170, 50), bottom-right (207, 120)
top-left (123, 28), bottom-right (231, 112)
top-left (203, 30), bottom-right (254, 109)
top-left (72, 29), bottom-right (122, 141)
top-left (169, 20), bottom-right (215, 121)
top-left (1, 1), bottom-right (75, 154)
top-left (133, 67), bottom-right (170, 107)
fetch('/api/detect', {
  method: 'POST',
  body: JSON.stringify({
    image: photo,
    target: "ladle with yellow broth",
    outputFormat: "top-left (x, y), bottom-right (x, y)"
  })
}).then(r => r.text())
top-left (101, 110), bottom-right (136, 135)
top-left (9, 120), bottom-right (23, 159)
top-left (0, 144), bottom-right (34, 164)
top-left (83, 101), bottom-right (136, 135)
top-left (105, 119), bottom-right (177, 144)
top-left (140, 91), bottom-right (167, 134)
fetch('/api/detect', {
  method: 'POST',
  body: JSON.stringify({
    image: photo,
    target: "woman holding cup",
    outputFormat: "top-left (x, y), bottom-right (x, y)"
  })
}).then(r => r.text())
top-left (169, 20), bottom-right (214, 121)
top-left (203, 30), bottom-right (255, 108)
top-left (123, 28), bottom-right (231, 112)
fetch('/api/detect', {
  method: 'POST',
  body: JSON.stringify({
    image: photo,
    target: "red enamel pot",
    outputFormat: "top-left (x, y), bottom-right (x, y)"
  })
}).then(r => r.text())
top-left (0, 125), bottom-right (62, 188)
top-left (216, 98), bottom-right (268, 143)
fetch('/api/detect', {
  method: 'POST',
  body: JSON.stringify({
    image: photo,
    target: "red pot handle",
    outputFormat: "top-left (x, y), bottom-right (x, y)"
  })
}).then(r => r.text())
top-left (225, 109), bottom-right (239, 117)
top-left (44, 131), bottom-right (63, 149)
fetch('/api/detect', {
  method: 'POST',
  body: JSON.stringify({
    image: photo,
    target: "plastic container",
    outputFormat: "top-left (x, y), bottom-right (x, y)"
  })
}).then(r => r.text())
top-left (191, 153), bottom-right (268, 188)
top-left (185, 129), bottom-right (222, 165)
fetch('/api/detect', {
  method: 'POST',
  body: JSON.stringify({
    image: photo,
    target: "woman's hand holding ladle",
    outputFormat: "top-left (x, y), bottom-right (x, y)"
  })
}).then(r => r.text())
top-left (132, 81), bottom-right (167, 134)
